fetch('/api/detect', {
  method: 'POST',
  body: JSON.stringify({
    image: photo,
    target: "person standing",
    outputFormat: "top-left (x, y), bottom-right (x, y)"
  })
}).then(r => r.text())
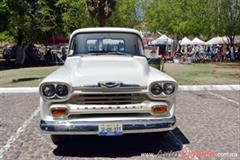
top-left (237, 47), bottom-right (240, 60)
top-left (230, 46), bottom-right (235, 61)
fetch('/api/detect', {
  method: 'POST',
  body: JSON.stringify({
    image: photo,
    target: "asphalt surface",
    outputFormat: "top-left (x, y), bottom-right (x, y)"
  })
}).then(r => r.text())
top-left (0, 91), bottom-right (239, 160)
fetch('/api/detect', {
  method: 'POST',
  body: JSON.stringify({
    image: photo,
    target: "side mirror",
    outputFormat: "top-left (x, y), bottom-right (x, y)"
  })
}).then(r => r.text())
top-left (56, 52), bottom-right (66, 63)
top-left (147, 57), bottom-right (161, 65)
top-left (69, 50), bottom-right (74, 56)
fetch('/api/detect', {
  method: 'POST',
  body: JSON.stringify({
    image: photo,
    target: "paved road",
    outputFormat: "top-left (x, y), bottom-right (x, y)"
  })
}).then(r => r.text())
top-left (0, 91), bottom-right (239, 160)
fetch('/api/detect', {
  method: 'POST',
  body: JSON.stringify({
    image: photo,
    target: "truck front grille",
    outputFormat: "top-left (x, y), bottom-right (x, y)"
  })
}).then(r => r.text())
top-left (70, 93), bottom-right (145, 105)
top-left (68, 113), bottom-right (151, 119)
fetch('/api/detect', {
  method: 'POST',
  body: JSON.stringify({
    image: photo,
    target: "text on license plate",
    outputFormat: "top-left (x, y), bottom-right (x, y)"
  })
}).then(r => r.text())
top-left (98, 123), bottom-right (123, 136)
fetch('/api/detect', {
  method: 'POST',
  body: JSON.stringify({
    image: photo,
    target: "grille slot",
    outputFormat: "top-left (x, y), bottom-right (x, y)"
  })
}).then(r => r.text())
top-left (71, 93), bottom-right (144, 105)
top-left (68, 113), bottom-right (151, 119)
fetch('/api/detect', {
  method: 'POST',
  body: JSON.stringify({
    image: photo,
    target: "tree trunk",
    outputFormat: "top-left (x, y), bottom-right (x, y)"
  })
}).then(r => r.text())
top-left (98, 19), bottom-right (106, 27)
top-left (99, 20), bottom-right (104, 27)
top-left (15, 45), bottom-right (23, 65)
top-left (15, 30), bottom-right (25, 65)
top-left (229, 35), bottom-right (235, 53)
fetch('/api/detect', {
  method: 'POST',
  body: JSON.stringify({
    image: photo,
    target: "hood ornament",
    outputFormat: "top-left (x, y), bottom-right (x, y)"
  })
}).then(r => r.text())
top-left (98, 81), bottom-right (122, 88)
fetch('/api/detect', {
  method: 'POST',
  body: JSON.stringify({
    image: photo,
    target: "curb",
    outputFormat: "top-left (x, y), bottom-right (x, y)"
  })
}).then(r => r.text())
top-left (178, 85), bottom-right (240, 91)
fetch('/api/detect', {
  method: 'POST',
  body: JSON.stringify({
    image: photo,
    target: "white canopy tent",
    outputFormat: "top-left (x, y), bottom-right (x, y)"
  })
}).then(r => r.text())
top-left (192, 37), bottom-right (206, 45)
top-left (150, 35), bottom-right (173, 45)
top-left (0, 42), bottom-right (10, 47)
top-left (207, 36), bottom-right (240, 45)
top-left (235, 36), bottom-right (240, 44)
top-left (180, 37), bottom-right (192, 45)
top-left (207, 36), bottom-right (228, 45)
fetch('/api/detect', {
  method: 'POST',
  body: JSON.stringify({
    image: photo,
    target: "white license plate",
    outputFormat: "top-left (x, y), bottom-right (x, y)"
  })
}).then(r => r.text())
top-left (98, 123), bottom-right (123, 136)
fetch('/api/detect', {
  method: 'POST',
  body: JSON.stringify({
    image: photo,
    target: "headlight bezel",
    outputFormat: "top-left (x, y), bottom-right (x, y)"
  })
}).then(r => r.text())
top-left (42, 84), bottom-right (56, 98)
top-left (56, 84), bottom-right (69, 98)
top-left (39, 82), bottom-right (72, 101)
top-left (150, 82), bottom-right (163, 96)
top-left (163, 83), bottom-right (175, 95)
top-left (149, 81), bottom-right (177, 98)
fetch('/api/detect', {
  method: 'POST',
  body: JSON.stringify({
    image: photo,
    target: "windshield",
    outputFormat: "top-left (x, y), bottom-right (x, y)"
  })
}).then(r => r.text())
top-left (69, 33), bottom-right (144, 56)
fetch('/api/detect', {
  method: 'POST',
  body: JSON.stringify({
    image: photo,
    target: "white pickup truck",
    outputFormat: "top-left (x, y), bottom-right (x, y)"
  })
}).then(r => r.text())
top-left (39, 27), bottom-right (177, 145)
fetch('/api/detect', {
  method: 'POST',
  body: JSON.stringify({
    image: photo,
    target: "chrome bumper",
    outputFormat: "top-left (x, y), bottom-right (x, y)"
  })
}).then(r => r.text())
top-left (40, 116), bottom-right (176, 135)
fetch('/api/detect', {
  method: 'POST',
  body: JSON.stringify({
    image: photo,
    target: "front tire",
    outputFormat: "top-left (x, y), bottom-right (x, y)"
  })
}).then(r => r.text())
top-left (51, 135), bottom-right (67, 145)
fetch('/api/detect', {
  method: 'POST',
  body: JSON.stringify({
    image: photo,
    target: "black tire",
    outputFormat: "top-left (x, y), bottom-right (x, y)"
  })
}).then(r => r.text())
top-left (51, 135), bottom-right (68, 145)
top-left (160, 131), bottom-right (170, 134)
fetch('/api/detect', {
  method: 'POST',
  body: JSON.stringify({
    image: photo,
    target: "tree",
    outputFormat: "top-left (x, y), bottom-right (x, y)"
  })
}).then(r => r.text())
top-left (56, 0), bottom-right (93, 34)
top-left (86, 0), bottom-right (116, 27)
top-left (108, 0), bottom-right (141, 28)
top-left (2, 0), bottom-right (56, 64)
top-left (142, 0), bottom-right (240, 44)
top-left (6, 0), bottom-right (56, 44)
top-left (0, 0), bottom-right (13, 42)
top-left (216, 0), bottom-right (240, 48)
top-left (57, 0), bottom-right (141, 32)
top-left (0, 0), bottom-right (9, 32)
top-left (142, 0), bottom-right (214, 40)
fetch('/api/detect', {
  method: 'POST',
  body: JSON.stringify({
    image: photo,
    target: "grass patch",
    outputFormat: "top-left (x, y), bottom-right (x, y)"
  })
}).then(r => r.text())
top-left (0, 62), bottom-right (239, 87)
top-left (0, 66), bottom-right (59, 87)
top-left (163, 63), bottom-right (240, 85)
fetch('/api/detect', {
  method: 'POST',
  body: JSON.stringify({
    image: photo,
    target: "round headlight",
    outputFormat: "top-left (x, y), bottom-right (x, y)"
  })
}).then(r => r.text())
top-left (42, 85), bottom-right (56, 97)
top-left (163, 83), bottom-right (175, 95)
top-left (56, 85), bottom-right (68, 97)
top-left (150, 83), bottom-right (162, 95)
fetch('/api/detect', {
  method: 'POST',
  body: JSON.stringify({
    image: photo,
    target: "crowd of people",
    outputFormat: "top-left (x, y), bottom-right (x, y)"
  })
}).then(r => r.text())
top-left (42, 46), bottom-right (67, 65)
top-left (174, 44), bottom-right (240, 63)
top-left (2, 44), bottom-right (67, 65)
top-left (1, 42), bottom-right (240, 66)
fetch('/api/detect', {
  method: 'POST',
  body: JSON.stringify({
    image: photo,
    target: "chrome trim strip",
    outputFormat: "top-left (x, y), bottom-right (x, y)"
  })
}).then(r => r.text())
top-left (40, 116), bottom-right (176, 135)
top-left (50, 101), bottom-right (170, 116)
top-left (73, 86), bottom-right (147, 92)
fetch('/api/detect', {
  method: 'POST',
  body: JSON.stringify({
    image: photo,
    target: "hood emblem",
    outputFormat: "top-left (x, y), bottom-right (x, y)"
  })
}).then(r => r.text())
top-left (98, 81), bottom-right (122, 88)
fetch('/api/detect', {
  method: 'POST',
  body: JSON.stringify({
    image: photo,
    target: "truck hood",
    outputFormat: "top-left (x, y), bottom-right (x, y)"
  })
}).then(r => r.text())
top-left (62, 55), bottom-right (149, 87)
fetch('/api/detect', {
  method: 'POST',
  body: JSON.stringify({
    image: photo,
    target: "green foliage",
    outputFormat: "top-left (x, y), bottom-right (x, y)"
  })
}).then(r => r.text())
top-left (143, 0), bottom-right (214, 39)
top-left (0, 0), bottom-right (56, 44)
top-left (0, 0), bottom-right (10, 32)
top-left (1, 0), bottom-right (238, 44)
top-left (0, 31), bottom-right (13, 42)
top-left (56, 0), bottom-right (141, 31)
top-left (108, 0), bottom-right (140, 27)
top-left (142, 0), bottom-right (240, 41)
top-left (0, 0), bottom-right (142, 43)
top-left (216, 0), bottom-right (240, 44)
top-left (56, 0), bottom-right (93, 34)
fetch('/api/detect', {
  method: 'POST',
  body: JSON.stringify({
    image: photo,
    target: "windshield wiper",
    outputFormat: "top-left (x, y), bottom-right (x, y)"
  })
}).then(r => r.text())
top-left (88, 53), bottom-right (106, 55)
top-left (104, 51), bottom-right (133, 56)
top-left (87, 51), bottom-right (133, 56)
top-left (87, 51), bottom-right (106, 55)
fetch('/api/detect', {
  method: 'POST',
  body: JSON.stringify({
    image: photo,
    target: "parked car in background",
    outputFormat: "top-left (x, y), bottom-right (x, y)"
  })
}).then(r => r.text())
top-left (2, 45), bottom-right (17, 61)
top-left (39, 27), bottom-right (178, 145)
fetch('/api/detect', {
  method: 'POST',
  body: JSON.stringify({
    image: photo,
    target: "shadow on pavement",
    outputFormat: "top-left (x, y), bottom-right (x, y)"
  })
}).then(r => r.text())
top-left (53, 127), bottom-right (189, 158)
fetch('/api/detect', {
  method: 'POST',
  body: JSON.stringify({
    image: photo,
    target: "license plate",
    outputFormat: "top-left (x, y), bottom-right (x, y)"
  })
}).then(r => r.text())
top-left (98, 123), bottom-right (123, 136)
